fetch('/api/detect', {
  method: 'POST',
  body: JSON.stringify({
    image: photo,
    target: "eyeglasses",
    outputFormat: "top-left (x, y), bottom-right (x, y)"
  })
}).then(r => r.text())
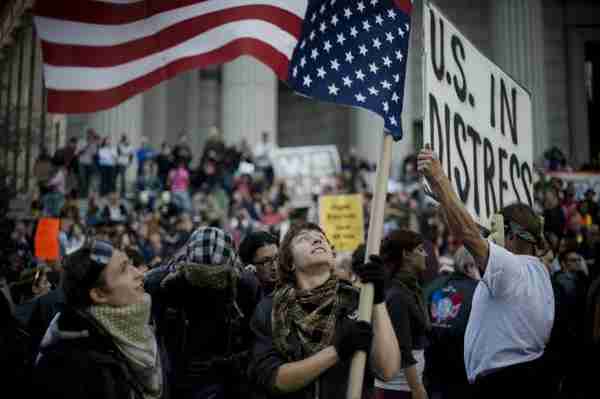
top-left (254, 255), bottom-right (278, 267)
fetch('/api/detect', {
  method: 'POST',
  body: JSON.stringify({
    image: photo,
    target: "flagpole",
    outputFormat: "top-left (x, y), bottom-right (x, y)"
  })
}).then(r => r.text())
top-left (347, 132), bottom-right (394, 399)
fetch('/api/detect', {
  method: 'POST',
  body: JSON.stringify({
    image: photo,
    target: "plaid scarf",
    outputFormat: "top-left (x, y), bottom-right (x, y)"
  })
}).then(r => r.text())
top-left (392, 270), bottom-right (431, 331)
top-left (89, 294), bottom-right (162, 399)
top-left (273, 276), bottom-right (351, 361)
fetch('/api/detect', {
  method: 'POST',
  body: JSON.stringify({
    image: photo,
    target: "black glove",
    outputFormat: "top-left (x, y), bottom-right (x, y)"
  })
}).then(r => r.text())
top-left (334, 320), bottom-right (373, 362)
top-left (355, 254), bottom-right (386, 304)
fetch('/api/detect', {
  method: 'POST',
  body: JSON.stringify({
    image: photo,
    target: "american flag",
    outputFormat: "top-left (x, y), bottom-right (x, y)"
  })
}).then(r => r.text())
top-left (34, 0), bottom-right (411, 139)
top-left (288, 0), bottom-right (411, 139)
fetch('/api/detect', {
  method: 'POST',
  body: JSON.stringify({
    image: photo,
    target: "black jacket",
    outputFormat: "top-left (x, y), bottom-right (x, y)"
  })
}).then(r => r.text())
top-left (27, 287), bottom-right (65, 350)
top-left (0, 292), bottom-right (35, 398)
top-left (145, 266), bottom-right (259, 391)
top-left (31, 307), bottom-right (146, 399)
top-left (248, 283), bottom-right (374, 399)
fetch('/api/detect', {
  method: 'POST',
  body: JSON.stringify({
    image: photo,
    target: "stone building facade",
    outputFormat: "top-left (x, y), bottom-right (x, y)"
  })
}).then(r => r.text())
top-left (1, 0), bottom-right (600, 190)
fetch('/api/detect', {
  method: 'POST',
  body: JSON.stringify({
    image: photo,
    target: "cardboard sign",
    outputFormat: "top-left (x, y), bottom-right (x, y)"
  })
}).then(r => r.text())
top-left (423, 3), bottom-right (534, 228)
top-left (319, 194), bottom-right (365, 253)
top-left (35, 218), bottom-right (60, 261)
top-left (271, 145), bottom-right (341, 207)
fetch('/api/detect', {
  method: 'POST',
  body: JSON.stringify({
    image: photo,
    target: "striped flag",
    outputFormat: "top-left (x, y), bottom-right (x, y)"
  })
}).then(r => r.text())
top-left (34, 0), bottom-right (411, 138)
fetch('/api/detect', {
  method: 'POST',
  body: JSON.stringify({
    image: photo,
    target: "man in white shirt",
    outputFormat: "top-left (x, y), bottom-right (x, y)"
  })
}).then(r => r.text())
top-left (417, 147), bottom-right (554, 399)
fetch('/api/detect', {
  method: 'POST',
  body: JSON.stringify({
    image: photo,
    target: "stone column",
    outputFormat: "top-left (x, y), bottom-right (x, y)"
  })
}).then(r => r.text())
top-left (86, 95), bottom-right (144, 185)
top-left (490, 0), bottom-right (549, 162)
top-left (350, 110), bottom-right (385, 168)
top-left (566, 28), bottom-right (590, 167)
top-left (185, 70), bottom-right (202, 155)
top-left (221, 56), bottom-right (278, 148)
top-left (143, 82), bottom-right (168, 148)
top-left (196, 69), bottom-right (221, 152)
top-left (87, 95), bottom-right (143, 145)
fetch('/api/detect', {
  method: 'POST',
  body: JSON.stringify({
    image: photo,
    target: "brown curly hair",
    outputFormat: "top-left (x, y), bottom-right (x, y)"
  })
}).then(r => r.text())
top-left (278, 222), bottom-right (330, 285)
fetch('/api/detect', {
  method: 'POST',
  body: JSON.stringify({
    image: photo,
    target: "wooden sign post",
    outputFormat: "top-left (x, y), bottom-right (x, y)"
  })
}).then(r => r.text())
top-left (346, 133), bottom-right (394, 399)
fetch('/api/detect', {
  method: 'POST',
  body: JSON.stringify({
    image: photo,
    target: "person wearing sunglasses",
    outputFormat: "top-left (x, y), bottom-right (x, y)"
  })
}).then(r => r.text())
top-left (31, 240), bottom-right (163, 399)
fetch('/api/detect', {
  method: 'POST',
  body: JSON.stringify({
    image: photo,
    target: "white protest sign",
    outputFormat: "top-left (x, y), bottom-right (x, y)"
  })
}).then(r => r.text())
top-left (423, 3), bottom-right (534, 228)
top-left (271, 145), bottom-right (341, 207)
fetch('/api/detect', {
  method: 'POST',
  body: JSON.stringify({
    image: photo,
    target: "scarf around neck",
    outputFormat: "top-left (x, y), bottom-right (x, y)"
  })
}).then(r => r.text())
top-left (392, 270), bottom-right (431, 331)
top-left (88, 294), bottom-right (162, 399)
top-left (272, 276), bottom-right (344, 361)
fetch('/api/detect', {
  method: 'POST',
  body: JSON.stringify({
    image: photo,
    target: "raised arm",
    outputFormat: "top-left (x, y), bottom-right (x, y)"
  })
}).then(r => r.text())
top-left (417, 147), bottom-right (489, 271)
top-left (370, 303), bottom-right (401, 381)
top-left (355, 255), bottom-right (401, 380)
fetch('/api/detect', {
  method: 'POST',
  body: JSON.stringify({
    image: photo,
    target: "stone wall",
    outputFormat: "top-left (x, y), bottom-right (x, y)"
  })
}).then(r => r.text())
top-left (278, 84), bottom-right (351, 151)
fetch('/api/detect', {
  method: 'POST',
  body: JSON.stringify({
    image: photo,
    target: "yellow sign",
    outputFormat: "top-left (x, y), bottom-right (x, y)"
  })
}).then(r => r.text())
top-left (319, 194), bottom-right (365, 253)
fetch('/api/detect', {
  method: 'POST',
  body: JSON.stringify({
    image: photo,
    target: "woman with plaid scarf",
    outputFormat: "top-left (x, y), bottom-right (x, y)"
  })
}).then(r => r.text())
top-left (249, 222), bottom-right (400, 399)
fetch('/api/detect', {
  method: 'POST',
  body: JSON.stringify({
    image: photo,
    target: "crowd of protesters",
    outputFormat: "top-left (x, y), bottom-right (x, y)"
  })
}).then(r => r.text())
top-left (1, 132), bottom-right (600, 398)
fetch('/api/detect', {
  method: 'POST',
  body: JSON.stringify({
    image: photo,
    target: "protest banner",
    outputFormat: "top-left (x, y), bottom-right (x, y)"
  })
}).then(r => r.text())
top-left (423, 2), bottom-right (534, 229)
top-left (319, 194), bottom-right (365, 253)
top-left (271, 145), bottom-right (341, 207)
top-left (35, 217), bottom-right (60, 261)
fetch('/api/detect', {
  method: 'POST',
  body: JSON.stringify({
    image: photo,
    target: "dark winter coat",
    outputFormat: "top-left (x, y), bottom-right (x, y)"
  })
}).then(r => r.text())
top-left (31, 307), bottom-right (147, 399)
top-left (145, 265), bottom-right (259, 397)
top-left (248, 284), bottom-right (374, 399)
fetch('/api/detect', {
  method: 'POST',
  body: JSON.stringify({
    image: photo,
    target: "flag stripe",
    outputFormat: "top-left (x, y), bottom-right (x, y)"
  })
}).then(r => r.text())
top-left (36, 0), bottom-right (307, 32)
top-left (39, 5), bottom-right (302, 68)
top-left (42, 20), bottom-right (296, 91)
top-left (46, 38), bottom-right (290, 114)
top-left (392, 0), bottom-right (412, 14)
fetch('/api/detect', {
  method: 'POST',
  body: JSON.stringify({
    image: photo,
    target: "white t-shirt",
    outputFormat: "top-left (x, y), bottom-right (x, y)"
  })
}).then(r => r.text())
top-left (97, 146), bottom-right (117, 166)
top-left (78, 140), bottom-right (97, 165)
top-left (464, 242), bottom-right (554, 382)
top-left (117, 142), bottom-right (134, 166)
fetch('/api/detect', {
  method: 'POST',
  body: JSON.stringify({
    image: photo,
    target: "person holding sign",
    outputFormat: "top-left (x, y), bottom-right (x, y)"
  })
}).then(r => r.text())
top-left (417, 147), bottom-right (554, 399)
top-left (249, 222), bottom-right (399, 399)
